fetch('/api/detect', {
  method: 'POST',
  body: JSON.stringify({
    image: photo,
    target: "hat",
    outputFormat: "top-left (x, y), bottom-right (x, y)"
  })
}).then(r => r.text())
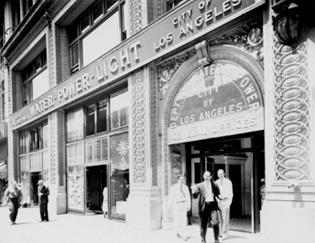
top-left (38, 180), bottom-right (43, 185)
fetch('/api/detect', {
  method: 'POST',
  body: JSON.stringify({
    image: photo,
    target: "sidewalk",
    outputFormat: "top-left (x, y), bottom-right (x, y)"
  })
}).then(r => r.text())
top-left (0, 207), bottom-right (258, 243)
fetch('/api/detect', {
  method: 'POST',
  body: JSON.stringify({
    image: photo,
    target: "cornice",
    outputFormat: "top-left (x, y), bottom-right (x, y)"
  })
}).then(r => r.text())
top-left (1, 0), bottom-right (54, 58)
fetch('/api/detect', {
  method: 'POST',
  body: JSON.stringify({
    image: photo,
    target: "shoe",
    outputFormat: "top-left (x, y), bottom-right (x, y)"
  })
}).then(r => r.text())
top-left (215, 240), bottom-right (220, 243)
top-left (11, 222), bottom-right (16, 225)
top-left (222, 233), bottom-right (228, 240)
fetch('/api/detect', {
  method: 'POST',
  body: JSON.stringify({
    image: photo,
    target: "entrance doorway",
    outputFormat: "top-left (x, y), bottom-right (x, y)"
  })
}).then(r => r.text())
top-left (86, 165), bottom-right (107, 214)
top-left (30, 172), bottom-right (41, 206)
top-left (186, 133), bottom-right (264, 233)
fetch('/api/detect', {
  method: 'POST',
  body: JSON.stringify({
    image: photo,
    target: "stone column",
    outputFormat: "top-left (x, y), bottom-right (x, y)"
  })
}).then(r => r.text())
top-left (126, 67), bottom-right (162, 230)
top-left (261, 4), bottom-right (315, 243)
top-left (46, 22), bottom-right (67, 216)
top-left (47, 111), bottom-right (66, 216)
top-left (125, 0), bottom-right (162, 230)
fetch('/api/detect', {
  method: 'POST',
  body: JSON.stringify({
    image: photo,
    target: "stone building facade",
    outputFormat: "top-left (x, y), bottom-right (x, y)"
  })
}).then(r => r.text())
top-left (0, 0), bottom-right (314, 242)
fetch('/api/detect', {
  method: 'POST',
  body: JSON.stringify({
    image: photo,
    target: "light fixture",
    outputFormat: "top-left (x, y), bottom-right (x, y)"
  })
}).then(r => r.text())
top-left (273, 1), bottom-right (303, 50)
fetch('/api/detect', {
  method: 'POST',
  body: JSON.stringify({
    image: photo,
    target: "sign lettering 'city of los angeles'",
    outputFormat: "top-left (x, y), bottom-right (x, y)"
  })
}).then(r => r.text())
top-left (11, 0), bottom-right (265, 129)
top-left (167, 61), bottom-right (264, 144)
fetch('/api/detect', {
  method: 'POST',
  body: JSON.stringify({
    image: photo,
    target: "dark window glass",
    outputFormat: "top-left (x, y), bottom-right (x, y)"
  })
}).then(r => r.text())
top-left (68, 24), bottom-right (78, 43)
top-left (107, 0), bottom-right (118, 10)
top-left (92, 2), bottom-right (103, 22)
top-left (81, 14), bottom-right (90, 33)
top-left (97, 99), bottom-right (107, 133)
top-left (86, 105), bottom-right (96, 136)
top-left (70, 44), bottom-right (79, 74)
top-left (167, 0), bottom-right (185, 11)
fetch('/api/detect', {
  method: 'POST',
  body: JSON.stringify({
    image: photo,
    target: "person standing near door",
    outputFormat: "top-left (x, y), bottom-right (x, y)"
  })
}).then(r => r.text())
top-left (168, 175), bottom-right (191, 241)
top-left (191, 171), bottom-right (221, 243)
top-left (215, 169), bottom-right (233, 240)
top-left (38, 180), bottom-right (49, 222)
top-left (4, 180), bottom-right (23, 225)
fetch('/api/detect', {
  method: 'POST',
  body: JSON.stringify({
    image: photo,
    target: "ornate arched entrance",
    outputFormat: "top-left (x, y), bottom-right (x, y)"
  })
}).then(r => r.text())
top-left (160, 44), bottom-right (264, 232)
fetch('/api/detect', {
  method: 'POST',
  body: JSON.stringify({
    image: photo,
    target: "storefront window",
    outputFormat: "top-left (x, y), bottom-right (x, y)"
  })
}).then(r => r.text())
top-left (20, 155), bottom-right (30, 205)
top-left (67, 108), bottom-right (84, 142)
top-left (110, 132), bottom-right (129, 218)
top-left (19, 131), bottom-right (29, 154)
top-left (85, 99), bottom-right (108, 136)
top-left (110, 90), bottom-right (128, 130)
top-left (67, 142), bottom-right (85, 211)
top-left (85, 136), bottom-right (109, 164)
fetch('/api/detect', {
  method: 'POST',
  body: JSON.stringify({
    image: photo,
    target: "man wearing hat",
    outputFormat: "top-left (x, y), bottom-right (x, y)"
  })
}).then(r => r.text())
top-left (38, 180), bottom-right (49, 222)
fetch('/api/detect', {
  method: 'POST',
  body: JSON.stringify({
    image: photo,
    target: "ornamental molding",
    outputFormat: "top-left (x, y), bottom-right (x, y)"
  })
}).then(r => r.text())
top-left (131, 70), bottom-right (146, 183)
top-left (129, 0), bottom-right (145, 36)
top-left (210, 18), bottom-right (263, 64)
top-left (273, 38), bottom-right (311, 182)
top-left (157, 49), bottom-right (196, 100)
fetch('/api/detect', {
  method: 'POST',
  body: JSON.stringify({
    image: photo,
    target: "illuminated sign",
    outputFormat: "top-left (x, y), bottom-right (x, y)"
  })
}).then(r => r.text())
top-left (167, 61), bottom-right (264, 144)
top-left (11, 0), bottom-right (265, 129)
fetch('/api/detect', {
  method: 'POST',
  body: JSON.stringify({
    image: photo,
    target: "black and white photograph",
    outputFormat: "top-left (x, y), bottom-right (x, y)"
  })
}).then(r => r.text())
top-left (0, 0), bottom-right (314, 242)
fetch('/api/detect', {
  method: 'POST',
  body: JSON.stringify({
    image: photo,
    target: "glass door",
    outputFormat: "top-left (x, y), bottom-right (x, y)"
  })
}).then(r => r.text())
top-left (186, 135), bottom-right (263, 233)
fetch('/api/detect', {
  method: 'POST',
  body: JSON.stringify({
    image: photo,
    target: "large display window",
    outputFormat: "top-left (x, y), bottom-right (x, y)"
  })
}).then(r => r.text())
top-left (110, 132), bottom-right (129, 219)
top-left (67, 141), bottom-right (85, 212)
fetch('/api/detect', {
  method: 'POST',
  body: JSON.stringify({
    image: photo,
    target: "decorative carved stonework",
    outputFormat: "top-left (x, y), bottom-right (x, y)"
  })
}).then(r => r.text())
top-left (157, 49), bottom-right (196, 99)
top-left (149, 67), bottom-right (159, 186)
top-left (170, 144), bottom-right (184, 185)
top-left (129, 0), bottom-right (145, 36)
top-left (273, 38), bottom-right (311, 182)
top-left (210, 18), bottom-right (263, 64)
top-left (131, 70), bottom-right (146, 183)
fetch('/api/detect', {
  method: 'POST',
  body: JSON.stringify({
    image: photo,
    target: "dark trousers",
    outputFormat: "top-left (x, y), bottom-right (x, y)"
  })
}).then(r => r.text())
top-left (8, 198), bottom-right (19, 223)
top-left (200, 202), bottom-right (220, 242)
top-left (39, 200), bottom-right (49, 221)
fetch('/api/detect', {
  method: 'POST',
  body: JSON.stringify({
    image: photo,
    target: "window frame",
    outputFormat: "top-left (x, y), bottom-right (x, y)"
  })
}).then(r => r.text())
top-left (68, 0), bottom-right (126, 74)
top-left (22, 50), bottom-right (48, 106)
top-left (85, 98), bottom-right (109, 137)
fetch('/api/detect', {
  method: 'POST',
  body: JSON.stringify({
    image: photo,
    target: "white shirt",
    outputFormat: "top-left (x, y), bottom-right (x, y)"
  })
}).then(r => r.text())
top-left (205, 181), bottom-right (214, 202)
top-left (215, 177), bottom-right (233, 207)
top-left (168, 183), bottom-right (191, 209)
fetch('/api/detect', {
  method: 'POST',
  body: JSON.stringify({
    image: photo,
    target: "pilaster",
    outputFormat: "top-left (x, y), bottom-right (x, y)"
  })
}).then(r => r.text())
top-left (261, 3), bottom-right (315, 242)
top-left (47, 111), bottom-right (66, 216)
top-left (126, 68), bottom-right (162, 230)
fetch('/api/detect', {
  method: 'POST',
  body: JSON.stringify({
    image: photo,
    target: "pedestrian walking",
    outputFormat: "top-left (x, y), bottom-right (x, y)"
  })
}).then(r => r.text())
top-left (215, 169), bottom-right (233, 240)
top-left (38, 180), bottom-right (49, 222)
top-left (4, 180), bottom-right (23, 225)
top-left (168, 175), bottom-right (191, 241)
top-left (191, 171), bottom-right (221, 243)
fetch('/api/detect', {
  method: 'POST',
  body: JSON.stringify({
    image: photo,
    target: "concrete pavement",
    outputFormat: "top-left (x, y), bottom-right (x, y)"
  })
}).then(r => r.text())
top-left (0, 206), bottom-right (258, 243)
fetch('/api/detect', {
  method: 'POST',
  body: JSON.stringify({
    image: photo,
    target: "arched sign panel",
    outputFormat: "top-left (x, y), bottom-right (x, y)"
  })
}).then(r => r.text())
top-left (167, 60), bottom-right (264, 145)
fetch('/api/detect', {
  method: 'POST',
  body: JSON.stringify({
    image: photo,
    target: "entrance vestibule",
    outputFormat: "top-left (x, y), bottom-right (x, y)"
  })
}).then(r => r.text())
top-left (86, 165), bottom-right (107, 214)
top-left (184, 133), bottom-right (264, 233)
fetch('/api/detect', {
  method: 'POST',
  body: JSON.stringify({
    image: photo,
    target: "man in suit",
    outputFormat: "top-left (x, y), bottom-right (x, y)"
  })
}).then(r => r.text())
top-left (192, 171), bottom-right (221, 243)
top-left (38, 180), bottom-right (49, 222)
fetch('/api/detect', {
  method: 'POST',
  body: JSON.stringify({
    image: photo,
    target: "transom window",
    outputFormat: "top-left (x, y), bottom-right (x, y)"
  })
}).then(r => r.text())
top-left (19, 122), bottom-right (48, 154)
top-left (69, 0), bottom-right (127, 74)
top-left (86, 99), bottom-right (108, 136)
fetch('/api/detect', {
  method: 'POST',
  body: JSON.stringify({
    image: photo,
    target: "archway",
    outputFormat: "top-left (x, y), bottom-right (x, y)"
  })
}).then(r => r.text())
top-left (160, 45), bottom-right (264, 232)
